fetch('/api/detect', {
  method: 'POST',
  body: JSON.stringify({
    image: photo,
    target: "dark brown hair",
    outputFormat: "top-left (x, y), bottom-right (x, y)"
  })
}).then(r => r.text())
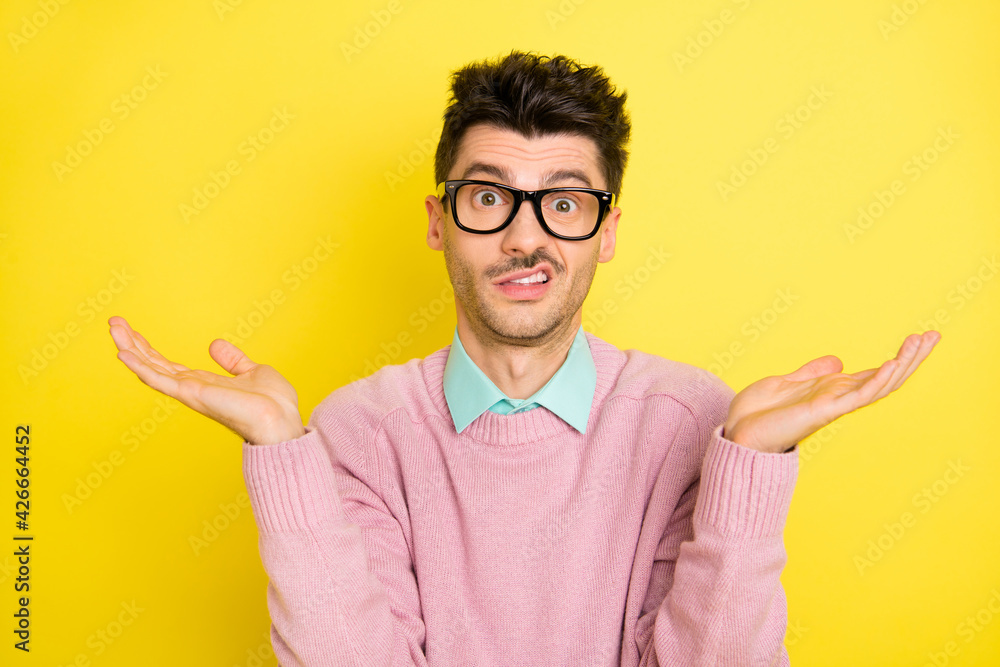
top-left (434, 50), bottom-right (631, 199)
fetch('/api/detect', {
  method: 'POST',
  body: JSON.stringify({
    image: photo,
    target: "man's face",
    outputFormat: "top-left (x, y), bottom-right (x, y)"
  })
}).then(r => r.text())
top-left (424, 124), bottom-right (620, 348)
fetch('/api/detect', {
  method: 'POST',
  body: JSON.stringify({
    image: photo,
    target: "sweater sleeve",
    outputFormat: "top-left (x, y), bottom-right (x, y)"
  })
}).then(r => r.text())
top-left (241, 407), bottom-right (427, 667)
top-left (637, 424), bottom-right (798, 666)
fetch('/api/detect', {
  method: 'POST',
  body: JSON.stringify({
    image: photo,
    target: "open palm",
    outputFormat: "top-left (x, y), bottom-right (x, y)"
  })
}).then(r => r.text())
top-left (723, 331), bottom-right (941, 453)
top-left (108, 316), bottom-right (305, 446)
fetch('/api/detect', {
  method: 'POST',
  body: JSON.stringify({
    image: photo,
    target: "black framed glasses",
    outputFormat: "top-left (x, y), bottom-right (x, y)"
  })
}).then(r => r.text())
top-left (436, 180), bottom-right (616, 241)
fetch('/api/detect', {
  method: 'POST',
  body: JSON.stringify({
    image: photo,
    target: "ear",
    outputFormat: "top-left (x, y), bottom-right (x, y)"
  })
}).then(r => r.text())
top-left (597, 206), bottom-right (620, 263)
top-left (425, 195), bottom-right (445, 251)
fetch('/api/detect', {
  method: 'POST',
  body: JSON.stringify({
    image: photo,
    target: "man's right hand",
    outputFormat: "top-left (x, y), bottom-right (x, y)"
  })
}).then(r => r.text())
top-left (108, 316), bottom-right (306, 446)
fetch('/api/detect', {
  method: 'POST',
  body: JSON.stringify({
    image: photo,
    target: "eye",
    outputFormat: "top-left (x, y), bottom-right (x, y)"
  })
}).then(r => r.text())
top-left (473, 189), bottom-right (506, 207)
top-left (550, 197), bottom-right (578, 214)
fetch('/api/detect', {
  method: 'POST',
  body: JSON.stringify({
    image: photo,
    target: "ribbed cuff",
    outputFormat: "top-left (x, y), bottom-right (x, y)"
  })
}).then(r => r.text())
top-left (693, 424), bottom-right (799, 538)
top-left (242, 427), bottom-right (344, 533)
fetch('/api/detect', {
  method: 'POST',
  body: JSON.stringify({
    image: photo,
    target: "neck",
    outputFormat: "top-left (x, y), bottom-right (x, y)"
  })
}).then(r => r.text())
top-left (455, 310), bottom-right (581, 400)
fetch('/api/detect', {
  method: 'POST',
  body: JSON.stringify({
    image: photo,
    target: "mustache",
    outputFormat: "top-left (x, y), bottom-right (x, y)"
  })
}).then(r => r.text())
top-left (485, 249), bottom-right (563, 280)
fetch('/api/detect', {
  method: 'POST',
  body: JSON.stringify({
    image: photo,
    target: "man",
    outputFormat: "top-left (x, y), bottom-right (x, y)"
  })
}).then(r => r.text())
top-left (109, 51), bottom-right (939, 666)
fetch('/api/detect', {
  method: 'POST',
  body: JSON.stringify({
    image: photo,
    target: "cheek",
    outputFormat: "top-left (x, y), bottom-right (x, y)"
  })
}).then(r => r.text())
top-left (564, 244), bottom-right (600, 276)
top-left (444, 235), bottom-right (492, 277)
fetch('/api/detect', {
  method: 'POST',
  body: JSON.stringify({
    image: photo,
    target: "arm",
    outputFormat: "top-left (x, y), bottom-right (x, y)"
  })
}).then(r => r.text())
top-left (107, 317), bottom-right (427, 665)
top-left (243, 413), bottom-right (428, 667)
top-left (636, 426), bottom-right (797, 666)
top-left (636, 331), bottom-right (938, 664)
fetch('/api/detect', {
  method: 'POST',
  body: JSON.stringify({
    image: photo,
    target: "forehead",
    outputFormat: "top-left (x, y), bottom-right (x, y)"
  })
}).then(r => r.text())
top-left (450, 124), bottom-right (604, 190)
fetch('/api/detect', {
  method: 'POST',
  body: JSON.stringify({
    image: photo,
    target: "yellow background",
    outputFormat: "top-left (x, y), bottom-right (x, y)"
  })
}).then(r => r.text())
top-left (2, 0), bottom-right (997, 665)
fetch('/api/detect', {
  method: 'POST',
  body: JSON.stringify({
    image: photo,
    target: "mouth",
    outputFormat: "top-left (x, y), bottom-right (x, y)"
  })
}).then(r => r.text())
top-left (492, 266), bottom-right (552, 300)
top-left (493, 265), bottom-right (552, 286)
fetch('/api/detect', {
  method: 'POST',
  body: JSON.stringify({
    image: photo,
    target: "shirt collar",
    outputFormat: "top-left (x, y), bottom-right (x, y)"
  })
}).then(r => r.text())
top-left (442, 325), bottom-right (596, 434)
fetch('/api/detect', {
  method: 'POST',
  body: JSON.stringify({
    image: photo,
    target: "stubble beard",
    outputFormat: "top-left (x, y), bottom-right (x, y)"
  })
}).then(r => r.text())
top-left (442, 229), bottom-right (600, 349)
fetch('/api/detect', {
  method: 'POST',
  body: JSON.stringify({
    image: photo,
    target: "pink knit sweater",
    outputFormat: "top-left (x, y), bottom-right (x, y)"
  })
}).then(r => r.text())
top-left (242, 332), bottom-right (798, 666)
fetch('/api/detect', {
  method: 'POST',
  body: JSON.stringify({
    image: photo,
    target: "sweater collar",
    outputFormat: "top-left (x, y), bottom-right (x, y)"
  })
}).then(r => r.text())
top-left (442, 325), bottom-right (597, 435)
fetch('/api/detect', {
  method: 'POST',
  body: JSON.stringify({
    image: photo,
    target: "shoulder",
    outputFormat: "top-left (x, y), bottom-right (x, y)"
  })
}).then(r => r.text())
top-left (309, 345), bottom-right (450, 431)
top-left (585, 331), bottom-right (734, 429)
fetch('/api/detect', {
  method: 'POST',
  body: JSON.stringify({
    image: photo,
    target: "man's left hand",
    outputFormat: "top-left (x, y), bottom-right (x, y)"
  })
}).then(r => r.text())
top-left (722, 331), bottom-right (941, 454)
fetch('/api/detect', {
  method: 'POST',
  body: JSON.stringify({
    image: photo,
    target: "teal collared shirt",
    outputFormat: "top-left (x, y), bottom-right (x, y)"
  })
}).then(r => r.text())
top-left (442, 325), bottom-right (597, 434)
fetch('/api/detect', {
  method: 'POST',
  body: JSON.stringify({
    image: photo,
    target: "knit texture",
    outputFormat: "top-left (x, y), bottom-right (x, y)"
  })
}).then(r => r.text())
top-left (242, 331), bottom-right (799, 666)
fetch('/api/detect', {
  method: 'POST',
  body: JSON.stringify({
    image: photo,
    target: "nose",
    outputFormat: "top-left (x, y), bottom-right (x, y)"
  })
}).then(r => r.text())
top-left (500, 197), bottom-right (548, 255)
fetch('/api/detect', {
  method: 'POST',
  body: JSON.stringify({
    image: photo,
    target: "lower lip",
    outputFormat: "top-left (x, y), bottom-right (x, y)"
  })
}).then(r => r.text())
top-left (494, 278), bottom-right (551, 300)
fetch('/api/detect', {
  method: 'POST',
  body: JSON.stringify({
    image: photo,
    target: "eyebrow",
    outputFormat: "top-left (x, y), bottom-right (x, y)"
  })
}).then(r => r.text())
top-left (461, 162), bottom-right (594, 189)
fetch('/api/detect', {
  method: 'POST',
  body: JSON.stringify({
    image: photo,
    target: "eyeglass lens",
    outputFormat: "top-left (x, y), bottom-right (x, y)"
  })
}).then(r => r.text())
top-left (454, 183), bottom-right (600, 237)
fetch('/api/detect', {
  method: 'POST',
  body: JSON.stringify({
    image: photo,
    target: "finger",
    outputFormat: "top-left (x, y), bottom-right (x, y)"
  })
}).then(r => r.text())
top-left (110, 319), bottom-right (189, 373)
top-left (109, 321), bottom-right (173, 374)
top-left (846, 367), bottom-right (880, 380)
top-left (897, 331), bottom-right (939, 379)
top-left (116, 351), bottom-right (229, 419)
top-left (128, 326), bottom-right (172, 365)
top-left (783, 355), bottom-right (843, 382)
top-left (209, 338), bottom-right (257, 376)
top-left (116, 348), bottom-right (182, 397)
top-left (870, 332), bottom-right (934, 401)
top-left (108, 316), bottom-right (140, 352)
top-left (875, 334), bottom-right (920, 396)
top-left (872, 331), bottom-right (940, 401)
top-left (845, 358), bottom-right (899, 410)
top-left (108, 319), bottom-right (135, 352)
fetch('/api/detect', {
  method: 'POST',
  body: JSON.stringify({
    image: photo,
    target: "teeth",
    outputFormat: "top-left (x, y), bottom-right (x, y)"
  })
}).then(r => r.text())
top-left (508, 270), bottom-right (548, 284)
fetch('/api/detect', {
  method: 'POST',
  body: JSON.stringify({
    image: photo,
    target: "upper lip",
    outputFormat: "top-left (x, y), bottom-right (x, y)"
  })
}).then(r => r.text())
top-left (493, 265), bottom-right (553, 284)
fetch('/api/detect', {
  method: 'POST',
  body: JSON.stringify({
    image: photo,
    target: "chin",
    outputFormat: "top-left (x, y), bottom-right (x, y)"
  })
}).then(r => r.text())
top-left (481, 310), bottom-right (569, 343)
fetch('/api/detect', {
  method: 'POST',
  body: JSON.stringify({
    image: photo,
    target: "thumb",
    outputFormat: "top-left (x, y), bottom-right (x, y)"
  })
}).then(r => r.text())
top-left (208, 338), bottom-right (257, 376)
top-left (784, 354), bottom-right (843, 381)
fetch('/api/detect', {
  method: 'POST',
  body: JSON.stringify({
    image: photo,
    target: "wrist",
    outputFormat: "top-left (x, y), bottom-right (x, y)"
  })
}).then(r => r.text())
top-left (722, 422), bottom-right (796, 455)
top-left (249, 420), bottom-right (306, 447)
